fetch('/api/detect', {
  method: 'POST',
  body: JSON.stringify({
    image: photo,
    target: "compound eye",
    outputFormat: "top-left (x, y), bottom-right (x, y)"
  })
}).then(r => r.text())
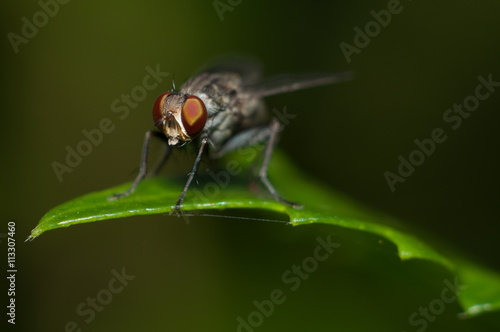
top-left (153, 92), bottom-right (170, 128)
top-left (181, 96), bottom-right (207, 137)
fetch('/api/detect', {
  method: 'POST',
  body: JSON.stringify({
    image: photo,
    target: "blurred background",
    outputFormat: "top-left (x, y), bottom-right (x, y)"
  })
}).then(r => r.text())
top-left (1, 0), bottom-right (499, 331)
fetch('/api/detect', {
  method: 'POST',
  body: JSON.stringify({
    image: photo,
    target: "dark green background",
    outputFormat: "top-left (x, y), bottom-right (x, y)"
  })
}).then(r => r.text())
top-left (1, 0), bottom-right (499, 331)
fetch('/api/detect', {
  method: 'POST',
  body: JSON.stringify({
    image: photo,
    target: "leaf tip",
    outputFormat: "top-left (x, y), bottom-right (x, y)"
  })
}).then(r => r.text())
top-left (26, 226), bottom-right (44, 242)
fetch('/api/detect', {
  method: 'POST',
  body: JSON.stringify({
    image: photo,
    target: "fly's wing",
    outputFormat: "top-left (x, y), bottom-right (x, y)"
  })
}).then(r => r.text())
top-left (181, 57), bottom-right (265, 117)
top-left (196, 56), bottom-right (263, 85)
top-left (246, 71), bottom-right (354, 98)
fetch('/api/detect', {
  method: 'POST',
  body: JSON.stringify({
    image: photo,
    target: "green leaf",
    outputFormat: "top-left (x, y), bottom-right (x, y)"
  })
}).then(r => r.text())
top-left (28, 150), bottom-right (500, 318)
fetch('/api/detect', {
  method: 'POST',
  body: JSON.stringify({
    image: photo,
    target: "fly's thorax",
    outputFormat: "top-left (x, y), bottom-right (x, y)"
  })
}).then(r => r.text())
top-left (239, 98), bottom-right (268, 128)
top-left (153, 93), bottom-right (208, 146)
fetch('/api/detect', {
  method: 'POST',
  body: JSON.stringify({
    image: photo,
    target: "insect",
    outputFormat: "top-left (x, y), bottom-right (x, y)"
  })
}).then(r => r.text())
top-left (109, 58), bottom-right (352, 214)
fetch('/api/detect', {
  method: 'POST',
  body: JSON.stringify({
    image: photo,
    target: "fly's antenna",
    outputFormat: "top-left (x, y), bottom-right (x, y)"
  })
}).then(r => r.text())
top-left (171, 73), bottom-right (177, 93)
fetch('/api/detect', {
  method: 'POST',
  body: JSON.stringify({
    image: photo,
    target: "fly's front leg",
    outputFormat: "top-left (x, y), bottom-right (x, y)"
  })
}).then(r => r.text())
top-left (259, 118), bottom-right (302, 209)
top-left (108, 130), bottom-right (168, 201)
top-left (170, 137), bottom-right (209, 215)
top-left (151, 142), bottom-right (172, 176)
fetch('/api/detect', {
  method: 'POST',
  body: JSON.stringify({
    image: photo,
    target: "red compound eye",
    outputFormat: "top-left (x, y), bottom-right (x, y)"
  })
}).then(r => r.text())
top-left (153, 92), bottom-right (170, 128)
top-left (181, 95), bottom-right (207, 137)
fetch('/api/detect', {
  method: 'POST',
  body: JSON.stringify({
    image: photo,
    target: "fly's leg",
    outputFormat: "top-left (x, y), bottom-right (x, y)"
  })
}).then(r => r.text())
top-left (212, 118), bottom-right (301, 209)
top-left (108, 130), bottom-right (168, 201)
top-left (170, 137), bottom-right (209, 214)
top-left (151, 142), bottom-right (172, 176)
top-left (258, 118), bottom-right (302, 209)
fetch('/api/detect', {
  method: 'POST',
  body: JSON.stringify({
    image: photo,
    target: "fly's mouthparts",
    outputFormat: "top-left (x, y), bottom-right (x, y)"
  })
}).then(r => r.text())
top-left (168, 136), bottom-right (179, 146)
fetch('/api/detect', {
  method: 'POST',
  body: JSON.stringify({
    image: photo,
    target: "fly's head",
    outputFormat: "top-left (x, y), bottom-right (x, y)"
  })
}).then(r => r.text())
top-left (153, 92), bottom-right (207, 146)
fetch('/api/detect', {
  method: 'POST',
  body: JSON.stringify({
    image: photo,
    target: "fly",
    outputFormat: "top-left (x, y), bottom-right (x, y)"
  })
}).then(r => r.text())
top-left (108, 59), bottom-right (353, 214)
